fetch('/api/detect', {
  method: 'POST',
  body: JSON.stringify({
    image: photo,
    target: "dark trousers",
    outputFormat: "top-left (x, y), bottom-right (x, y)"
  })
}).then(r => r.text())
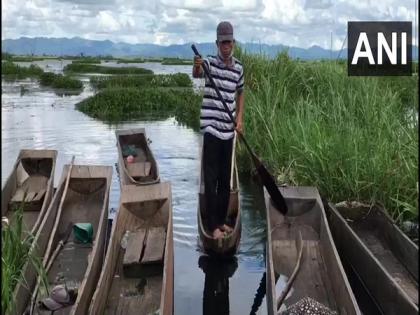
top-left (203, 132), bottom-right (233, 231)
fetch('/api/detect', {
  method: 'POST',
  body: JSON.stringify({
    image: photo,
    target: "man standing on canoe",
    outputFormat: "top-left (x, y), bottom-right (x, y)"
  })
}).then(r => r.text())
top-left (192, 21), bottom-right (245, 240)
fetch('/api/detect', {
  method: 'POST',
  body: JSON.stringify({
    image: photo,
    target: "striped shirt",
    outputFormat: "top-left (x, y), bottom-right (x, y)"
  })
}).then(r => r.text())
top-left (197, 54), bottom-right (244, 140)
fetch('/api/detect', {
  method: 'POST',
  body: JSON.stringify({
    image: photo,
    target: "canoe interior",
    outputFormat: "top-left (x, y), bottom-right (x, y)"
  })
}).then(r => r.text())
top-left (333, 205), bottom-right (418, 307)
top-left (116, 129), bottom-right (159, 185)
top-left (197, 137), bottom-right (241, 255)
top-left (34, 165), bottom-right (112, 315)
top-left (89, 182), bottom-right (173, 315)
top-left (2, 150), bottom-right (57, 234)
top-left (265, 186), bottom-right (360, 315)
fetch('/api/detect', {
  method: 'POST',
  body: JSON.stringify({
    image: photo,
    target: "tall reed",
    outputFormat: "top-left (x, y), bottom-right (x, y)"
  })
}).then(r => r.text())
top-left (233, 47), bottom-right (418, 221)
top-left (2, 204), bottom-right (47, 314)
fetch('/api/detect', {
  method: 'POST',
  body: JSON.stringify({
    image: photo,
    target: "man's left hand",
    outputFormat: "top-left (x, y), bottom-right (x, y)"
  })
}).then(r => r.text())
top-left (235, 120), bottom-right (244, 134)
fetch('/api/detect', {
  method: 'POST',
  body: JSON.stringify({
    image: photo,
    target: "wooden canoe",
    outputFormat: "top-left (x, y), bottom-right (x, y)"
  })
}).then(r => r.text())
top-left (264, 186), bottom-right (361, 315)
top-left (325, 202), bottom-right (419, 314)
top-left (197, 135), bottom-right (241, 256)
top-left (89, 182), bottom-right (174, 315)
top-left (31, 164), bottom-right (112, 315)
top-left (2, 149), bottom-right (57, 236)
top-left (7, 151), bottom-right (58, 315)
top-left (116, 128), bottom-right (159, 186)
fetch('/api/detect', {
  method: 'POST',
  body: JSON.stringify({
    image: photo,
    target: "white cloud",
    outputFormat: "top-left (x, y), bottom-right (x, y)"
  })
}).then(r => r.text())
top-left (1, 0), bottom-right (417, 49)
top-left (97, 11), bottom-right (121, 32)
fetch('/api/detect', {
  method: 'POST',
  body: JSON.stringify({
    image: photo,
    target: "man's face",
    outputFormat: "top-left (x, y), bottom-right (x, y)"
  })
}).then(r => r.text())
top-left (217, 40), bottom-right (235, 59)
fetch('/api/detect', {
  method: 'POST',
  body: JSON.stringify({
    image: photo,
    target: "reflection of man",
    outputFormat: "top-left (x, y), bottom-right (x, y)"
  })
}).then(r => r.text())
top-left (199, 255), bottom-right (238, 315)
top-left (193, 21), bottom-right (245, 240)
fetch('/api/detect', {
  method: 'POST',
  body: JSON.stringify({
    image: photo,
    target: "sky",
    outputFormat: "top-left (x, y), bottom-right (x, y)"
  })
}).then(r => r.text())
top-left (1, 0), bottom-right (418, 50)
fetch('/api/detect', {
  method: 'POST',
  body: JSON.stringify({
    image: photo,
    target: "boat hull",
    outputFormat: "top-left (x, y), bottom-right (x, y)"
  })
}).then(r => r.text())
top-left (325, 202), bottom-right (418, 315)
top-left (265, 186), bottom-right (361, 315)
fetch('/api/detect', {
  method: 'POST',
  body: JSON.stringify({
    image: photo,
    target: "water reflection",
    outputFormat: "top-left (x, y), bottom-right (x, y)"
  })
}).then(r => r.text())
top-left (199, 255), bottom-right (238, 315)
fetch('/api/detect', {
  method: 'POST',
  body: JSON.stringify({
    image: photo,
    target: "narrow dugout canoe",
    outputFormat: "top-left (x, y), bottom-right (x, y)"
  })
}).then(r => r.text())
top-left (31, 164), bottom-right (112, 315)
top-left (6, 150), bottom-right (58, 315)
top-left (197, 136), bottom-right (241, 256)
top-left (89, 182), bottom-right (174, 315)
top-left (325, 202), bottom-right (418, 315)
top-left (2, 149), bottom-right (57, 236)
top-left (264, 186), bottom-right (361, 315)
top-left (116, 128), bottom-right (159, 186)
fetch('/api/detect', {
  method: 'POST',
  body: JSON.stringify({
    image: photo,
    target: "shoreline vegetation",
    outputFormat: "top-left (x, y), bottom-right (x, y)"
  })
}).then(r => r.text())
top-left (2, 50), bottom-right (418, 224)
top-left (2, 60), bottom-right (83, 91)
top-left (2, 52), bottom-right (194, 65)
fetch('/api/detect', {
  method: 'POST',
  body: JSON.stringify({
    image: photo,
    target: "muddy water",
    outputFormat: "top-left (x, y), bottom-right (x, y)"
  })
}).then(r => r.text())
top-left (2, 61), bottom-right (268, 315)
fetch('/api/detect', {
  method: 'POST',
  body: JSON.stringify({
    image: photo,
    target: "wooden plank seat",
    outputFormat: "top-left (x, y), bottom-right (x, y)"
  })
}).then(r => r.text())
top-left (126, 162), bottom-right (152, 178)
top-left (121, 183), bottom-right (169, 217)
top-left (123, 227), bottom-right (166, 277)
top-left (9, 188), bottom-right (47, 211)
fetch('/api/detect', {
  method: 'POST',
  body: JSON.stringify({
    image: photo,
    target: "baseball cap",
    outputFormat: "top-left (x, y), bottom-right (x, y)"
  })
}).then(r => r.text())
top-left (217, 21), bottom-right (234, 41)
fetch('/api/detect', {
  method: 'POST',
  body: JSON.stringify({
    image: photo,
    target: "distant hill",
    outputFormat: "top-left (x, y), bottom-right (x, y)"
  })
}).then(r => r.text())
top-left (1, 37), bottom-right (418, 60)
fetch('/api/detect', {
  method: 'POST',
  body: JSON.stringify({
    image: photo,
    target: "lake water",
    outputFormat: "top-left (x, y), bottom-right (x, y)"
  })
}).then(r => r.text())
top-left (2, 60), bottom-right (268, 315)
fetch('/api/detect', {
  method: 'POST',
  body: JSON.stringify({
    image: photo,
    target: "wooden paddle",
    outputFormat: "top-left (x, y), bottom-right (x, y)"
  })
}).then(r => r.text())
top-left (191, 44), bottom-right (288, 215)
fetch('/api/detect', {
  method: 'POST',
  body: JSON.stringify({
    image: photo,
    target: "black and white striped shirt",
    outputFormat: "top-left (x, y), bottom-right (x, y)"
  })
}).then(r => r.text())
top-left (198, 54), bottom-right (244, 140)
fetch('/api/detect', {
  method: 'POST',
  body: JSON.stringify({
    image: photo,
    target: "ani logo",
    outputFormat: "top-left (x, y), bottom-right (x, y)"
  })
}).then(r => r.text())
top-left (348, 21), bottom-right (412, 76)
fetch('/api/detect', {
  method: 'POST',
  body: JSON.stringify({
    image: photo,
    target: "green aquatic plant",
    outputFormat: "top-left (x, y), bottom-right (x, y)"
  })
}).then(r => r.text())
top-left (161, 57), bottom-right (193, 65)
top-left (1, 61), bottom-right (44, 78)
top-left (71, 57), bottom-right (101, 64)
top-left (76, 86), bottom-right (201, 122)
top-left (63, 63), bottom-right (153, 75)
top-left (1, 203), bottom-right (47, 314)
top-left (89, 73), bottom-right (192, 90)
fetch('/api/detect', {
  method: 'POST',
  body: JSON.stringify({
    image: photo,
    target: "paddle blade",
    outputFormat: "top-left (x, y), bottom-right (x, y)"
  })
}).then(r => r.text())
top-left (256, 164), bottom-right (288, 215)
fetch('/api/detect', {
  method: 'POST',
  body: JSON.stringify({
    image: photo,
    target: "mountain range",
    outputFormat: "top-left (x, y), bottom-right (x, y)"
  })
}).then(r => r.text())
top-left (2, 37), bottom-right (418, 60)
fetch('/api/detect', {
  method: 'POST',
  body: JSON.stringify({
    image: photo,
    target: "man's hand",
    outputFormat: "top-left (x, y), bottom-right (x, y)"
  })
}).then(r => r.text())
top-left (193, 56), bottom-right (204, 78)
top-left (235, 119), bottom-right (244, 134)
top-left (194, 56), bottom-right (203, 68)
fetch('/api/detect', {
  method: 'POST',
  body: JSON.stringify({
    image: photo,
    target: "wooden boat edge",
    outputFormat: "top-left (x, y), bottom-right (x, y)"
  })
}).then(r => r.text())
top-left (326, 202), bottom-right (419, 314)
top-left (264, 186), bottom-right (361, 315)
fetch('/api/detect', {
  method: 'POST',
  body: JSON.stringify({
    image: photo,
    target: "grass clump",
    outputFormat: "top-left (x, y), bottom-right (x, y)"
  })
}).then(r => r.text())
top-left (71, 57), bottom-right (101, 64)
top-left (9, 56), bottom-right (46, 62)
top-left (161, 57), bottom-right (193, 65)
top-left (76, 87), bottom-right (201, 121)
top-left (2, 204), bottom-right (47, 314)
top-left (64, 63), bottom-right (153, 75)
top-left (90, 73), bottom-right (192, 90)
top-left (231, 47), bottom-right (418, 221)
top-left (1, 61), bottom-right (44, 78)
top-left (116, 58), bottom-right (145, 64)
top-left (40, 72), bottom-right (83, 90)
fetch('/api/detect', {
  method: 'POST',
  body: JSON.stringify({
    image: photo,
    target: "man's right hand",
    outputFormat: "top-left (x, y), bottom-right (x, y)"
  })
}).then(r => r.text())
top-left (193, 56), bottom-right (204, 78)
top-left (194, 56), bottom-right (203, 68)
